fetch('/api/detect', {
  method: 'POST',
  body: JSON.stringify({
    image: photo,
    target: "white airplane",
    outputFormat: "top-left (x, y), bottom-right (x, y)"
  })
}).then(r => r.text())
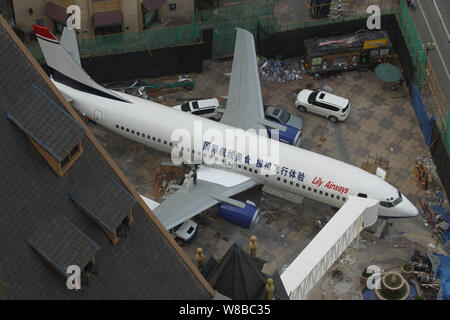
top-left (33, 25), bottom-right (418, 230)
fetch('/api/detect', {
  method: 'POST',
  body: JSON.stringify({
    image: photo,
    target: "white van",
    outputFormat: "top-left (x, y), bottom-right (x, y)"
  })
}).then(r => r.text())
top-left (295, 90), bottom-right (351, 122)
top-left (173, 98), bottom-right (221, 121)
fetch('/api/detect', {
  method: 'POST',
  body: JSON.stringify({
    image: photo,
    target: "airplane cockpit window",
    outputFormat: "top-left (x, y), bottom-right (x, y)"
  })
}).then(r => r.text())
top-left (380, 201), bottom-right (393, 208)
top-left (380, 191), bottom-right (403, 208)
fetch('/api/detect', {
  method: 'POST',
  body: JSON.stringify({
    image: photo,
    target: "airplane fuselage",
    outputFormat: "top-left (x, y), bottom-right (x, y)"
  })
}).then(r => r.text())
top-left (55, 81), bottom-right (418, 219)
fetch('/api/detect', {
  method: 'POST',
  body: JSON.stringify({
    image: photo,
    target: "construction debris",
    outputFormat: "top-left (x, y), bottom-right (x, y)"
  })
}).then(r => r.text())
top-left (339, 255), bottom-right (356, 266)
top-left (257, 56), bottom-right (306, 83)
top-left (414, 156), bottom-right (439, 190)
top-left (407, 250), bottom-right (439, 300)
top-left (417, 191), bottom-right (450, 249)
top-left (361, 154), bottom-right (389, 178)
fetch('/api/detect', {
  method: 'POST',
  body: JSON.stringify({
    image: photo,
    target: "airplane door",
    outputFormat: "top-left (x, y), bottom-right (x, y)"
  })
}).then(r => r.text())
top-left (94, 110), bottom-right (103, 124)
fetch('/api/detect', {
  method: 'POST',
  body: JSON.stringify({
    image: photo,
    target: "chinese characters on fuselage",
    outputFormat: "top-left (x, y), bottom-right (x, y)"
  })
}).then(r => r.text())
top-left (202, 141), bottom-right (305, 182)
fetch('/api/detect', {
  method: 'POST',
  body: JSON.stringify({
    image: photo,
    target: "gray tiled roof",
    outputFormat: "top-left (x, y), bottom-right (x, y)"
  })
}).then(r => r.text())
top-left (0, 21), bottom-right (211, 299)
top-left (6, 83), bottom-right (85, 161)
top-left (28, 213), bottom-right (100, 275)
top-left (69, 164), bottom-right (137, 234)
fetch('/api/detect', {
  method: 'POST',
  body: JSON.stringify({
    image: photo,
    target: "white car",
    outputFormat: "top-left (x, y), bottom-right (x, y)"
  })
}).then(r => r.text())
top-left (171, 219), bottom-right (198, 246)
top-left (295, 90), bottom-right (350, 122)
top-left (173, 98), bottom-right (221, 121)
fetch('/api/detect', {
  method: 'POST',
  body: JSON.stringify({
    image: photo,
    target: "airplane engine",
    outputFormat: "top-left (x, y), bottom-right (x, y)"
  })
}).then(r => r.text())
top-left (268, 124), bottom-right (301, 146)
top-left (218, 200), bottom-right (260, 229)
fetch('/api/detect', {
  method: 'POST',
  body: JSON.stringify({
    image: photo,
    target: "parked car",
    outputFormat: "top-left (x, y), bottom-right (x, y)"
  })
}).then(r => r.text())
top-left (173, 98), bottom-right (221, 121)
top-left (264, 105), bottom-right (303, 147)
top-left (170, 219), bottom-right (198, 246)
top-left (295, 90), bottom-right (350, 122)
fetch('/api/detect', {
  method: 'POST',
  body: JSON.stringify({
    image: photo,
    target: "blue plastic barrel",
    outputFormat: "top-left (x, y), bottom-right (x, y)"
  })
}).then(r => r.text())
top-left (218, 201), bottom-right (260, 229)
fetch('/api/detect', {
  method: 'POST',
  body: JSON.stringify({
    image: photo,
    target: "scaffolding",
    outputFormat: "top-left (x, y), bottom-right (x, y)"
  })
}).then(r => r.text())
top-left (396, 0), bottom-right (449, 155)
top-left (397, 0), bottom-right (427, 87)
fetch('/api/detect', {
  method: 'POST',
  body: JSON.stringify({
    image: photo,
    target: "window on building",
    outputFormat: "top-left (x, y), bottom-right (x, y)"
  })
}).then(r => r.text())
top-left (142, 7), bottom-right (158, 30)
top-left (333, 55), bottom-right (348, 66)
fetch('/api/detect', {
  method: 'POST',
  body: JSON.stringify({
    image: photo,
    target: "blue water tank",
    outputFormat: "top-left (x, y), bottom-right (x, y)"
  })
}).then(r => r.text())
top-left (218, 201), bottom-right (260, 229)
top-left (267, 124), bottom-right (300, 145)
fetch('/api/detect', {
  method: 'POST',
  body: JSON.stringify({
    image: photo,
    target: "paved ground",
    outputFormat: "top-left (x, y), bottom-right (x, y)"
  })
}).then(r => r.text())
top-left (435, 0), bottom-right (450, 33)
top-left (88, 56), bottom-right (448, 299)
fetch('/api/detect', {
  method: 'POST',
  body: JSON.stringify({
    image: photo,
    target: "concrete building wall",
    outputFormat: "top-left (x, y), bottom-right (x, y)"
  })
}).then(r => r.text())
top-left (160, 0), bottom-right (194, 21)
top-left (12, 0), bottom-right (194, 40)
top-left (13, 0), bottom-right (48, 33)
top-left (75, 0), bottom-right (92, 38)
top-left (122, 0), bottom-right (140, 34)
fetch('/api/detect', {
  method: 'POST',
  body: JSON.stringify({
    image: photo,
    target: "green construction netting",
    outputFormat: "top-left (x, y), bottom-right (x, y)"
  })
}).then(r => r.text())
top-left (79, 24), bottom-right (202, 57)
top-left (398, 0), bottom-right (427, 86)
top-left (443, 111), bottom-right (450, 156)
top-left (193, 0), bottom-right (275, 57)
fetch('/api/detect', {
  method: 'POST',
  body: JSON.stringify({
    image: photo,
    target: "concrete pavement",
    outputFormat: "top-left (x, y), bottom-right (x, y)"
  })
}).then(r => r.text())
top-left (435, 0), bottom-right (450, 39)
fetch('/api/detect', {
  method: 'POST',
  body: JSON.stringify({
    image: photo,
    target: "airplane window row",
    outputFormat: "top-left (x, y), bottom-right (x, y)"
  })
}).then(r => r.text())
top-left (113, 126), bottom-right (347, 203)
top-left (269, 175), bottom-right (346, 202)
top-left (116, 124), bottom-right (173, 147)
top-left (236, 164), bottom-right (258, 175)
top-left (235, 162), bottom-right (347, 203)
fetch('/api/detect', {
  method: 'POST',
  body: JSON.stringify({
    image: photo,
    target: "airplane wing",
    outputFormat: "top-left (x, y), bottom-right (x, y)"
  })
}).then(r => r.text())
top-left (220, 28), bottom-right (286, 132)
top-left (149, 167), bottom-right (259, 229)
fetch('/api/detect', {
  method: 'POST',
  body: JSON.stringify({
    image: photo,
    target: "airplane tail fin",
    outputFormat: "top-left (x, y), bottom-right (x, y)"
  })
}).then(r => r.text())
top-left (33, 25), bottom-right (128, 102)
top-left (60, 27), bottom-right (81, 67)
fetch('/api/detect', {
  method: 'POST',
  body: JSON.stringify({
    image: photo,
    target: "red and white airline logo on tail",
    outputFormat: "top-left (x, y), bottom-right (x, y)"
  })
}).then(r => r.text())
top-left (33, 25), bottom-right (58, 43)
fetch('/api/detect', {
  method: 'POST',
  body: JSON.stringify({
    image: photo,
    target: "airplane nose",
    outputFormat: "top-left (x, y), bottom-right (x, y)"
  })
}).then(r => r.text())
top-left (403, 194), bottom-right (419, 217)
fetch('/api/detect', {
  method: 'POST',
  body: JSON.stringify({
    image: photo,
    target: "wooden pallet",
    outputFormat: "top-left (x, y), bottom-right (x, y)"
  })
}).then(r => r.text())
top-left (414, 163), bottom-right (433, 190)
